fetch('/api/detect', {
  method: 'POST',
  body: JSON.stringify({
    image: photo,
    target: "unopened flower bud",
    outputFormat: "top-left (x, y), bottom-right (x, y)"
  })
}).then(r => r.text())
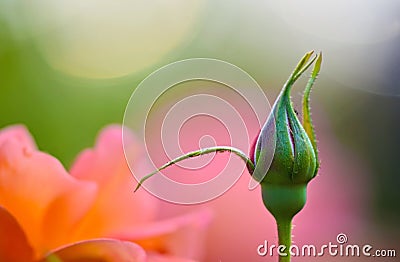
top-left (251, 51), bottom-right (322, 221)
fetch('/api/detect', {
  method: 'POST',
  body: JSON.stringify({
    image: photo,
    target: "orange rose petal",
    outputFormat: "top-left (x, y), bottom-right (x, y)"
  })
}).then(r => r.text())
top-left (0, 205), bottom-right (34, 262)
top-left (41, 239), bottom-right (146, 262)
top-left (0, 130), bottom-right (97, 257)
top-left (69, 126), bottom-right (157, 240)
top-left (70, 125), bottom-right (144, 184)
top-left (41, 181), bottom-right (98, 250)
top-left (0, 125), bottom-right (37, 150)
top-left (112, 209), bottom-right (212, 260)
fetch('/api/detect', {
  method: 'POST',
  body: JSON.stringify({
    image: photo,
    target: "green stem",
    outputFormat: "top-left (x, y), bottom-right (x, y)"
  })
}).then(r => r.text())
top-left (261, 184), bottom-right (307, 262)
top-left (134, 146), bottom-right (254, 192)
top-left (277, 218), bottom-right (292, 262)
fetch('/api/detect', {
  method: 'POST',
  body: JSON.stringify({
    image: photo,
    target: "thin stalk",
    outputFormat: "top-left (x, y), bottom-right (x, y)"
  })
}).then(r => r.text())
top-left (134, 146), bottom-right (254, 192)
top-left (277, 218), bottom-right (292, 262)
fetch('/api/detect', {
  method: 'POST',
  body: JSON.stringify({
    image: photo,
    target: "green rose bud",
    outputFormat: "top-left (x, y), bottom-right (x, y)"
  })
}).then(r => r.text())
top-left (250, 51), bottom-right (321, 222)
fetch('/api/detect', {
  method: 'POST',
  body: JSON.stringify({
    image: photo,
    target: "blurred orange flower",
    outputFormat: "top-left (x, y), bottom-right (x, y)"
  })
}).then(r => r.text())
top-left (0, 125), bottom-right (211, 262)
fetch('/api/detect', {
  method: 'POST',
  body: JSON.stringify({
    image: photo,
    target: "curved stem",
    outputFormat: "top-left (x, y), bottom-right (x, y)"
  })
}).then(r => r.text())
top-left (134, 146), bottom-right (254, 192)
top-left (277, 218), bottom-right (292, 262)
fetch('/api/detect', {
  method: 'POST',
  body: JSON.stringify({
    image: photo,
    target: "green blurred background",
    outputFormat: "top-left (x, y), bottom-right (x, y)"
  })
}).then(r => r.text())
top-left (1, 0), bottom-right (399, 237)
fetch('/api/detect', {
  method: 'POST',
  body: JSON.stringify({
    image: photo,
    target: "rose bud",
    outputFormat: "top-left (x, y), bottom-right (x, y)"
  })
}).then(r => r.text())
top-left (251, 51), bottom-right (321, 222)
